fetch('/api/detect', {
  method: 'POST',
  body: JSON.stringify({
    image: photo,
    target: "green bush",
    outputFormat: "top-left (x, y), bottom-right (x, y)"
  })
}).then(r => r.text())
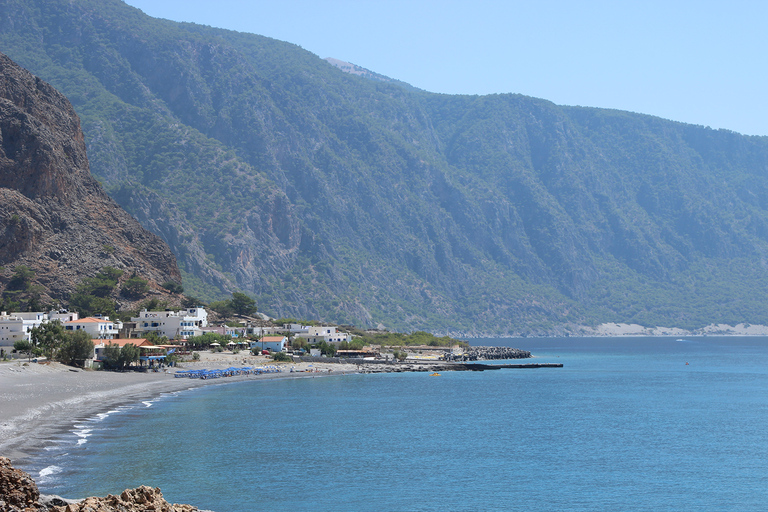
top-left (121, 276), bottom-right (149, 298)
top-left (271, 351), bottom-right (292, 362)
top-left (162, 281), bottom-right (184, 294)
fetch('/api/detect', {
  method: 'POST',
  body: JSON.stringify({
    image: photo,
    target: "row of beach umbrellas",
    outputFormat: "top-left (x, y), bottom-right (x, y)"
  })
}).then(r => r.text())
top-left (173, 365), bottom-right (282, 379)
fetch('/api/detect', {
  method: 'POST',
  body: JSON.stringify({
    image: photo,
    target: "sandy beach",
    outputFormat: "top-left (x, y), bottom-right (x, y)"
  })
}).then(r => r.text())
top-left (0, 353), bottom-right (358, 463)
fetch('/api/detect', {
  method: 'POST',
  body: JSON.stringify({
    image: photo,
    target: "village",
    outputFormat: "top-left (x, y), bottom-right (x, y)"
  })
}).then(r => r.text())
top-left (0, 306), bottom-right (475, 369)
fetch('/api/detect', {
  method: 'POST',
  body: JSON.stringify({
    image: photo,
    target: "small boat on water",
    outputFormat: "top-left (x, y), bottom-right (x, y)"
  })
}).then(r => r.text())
top-left (430, 372), bottom-right (440, 376)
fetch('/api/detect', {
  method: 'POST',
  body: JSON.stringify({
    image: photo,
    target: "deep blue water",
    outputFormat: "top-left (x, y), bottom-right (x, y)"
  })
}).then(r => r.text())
top-left (23, 337), bottom-right (768, 511)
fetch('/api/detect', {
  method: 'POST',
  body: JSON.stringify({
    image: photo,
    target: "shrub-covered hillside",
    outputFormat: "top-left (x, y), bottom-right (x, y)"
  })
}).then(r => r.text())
top-left (3, 0), bottom-right (768, 334)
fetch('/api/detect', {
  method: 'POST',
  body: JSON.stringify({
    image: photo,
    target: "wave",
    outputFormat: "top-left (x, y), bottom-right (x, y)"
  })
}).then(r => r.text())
top-left (37, 464), bottom-right (62, 483)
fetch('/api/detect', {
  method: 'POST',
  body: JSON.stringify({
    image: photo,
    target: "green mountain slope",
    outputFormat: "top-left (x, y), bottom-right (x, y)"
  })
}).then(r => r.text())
top-left (3, 0), bottom-right (768, 333)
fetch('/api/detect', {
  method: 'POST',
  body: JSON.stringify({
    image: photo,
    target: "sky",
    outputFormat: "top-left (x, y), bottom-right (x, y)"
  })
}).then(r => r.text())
top-left (122, 0), bottom-right (768, 136)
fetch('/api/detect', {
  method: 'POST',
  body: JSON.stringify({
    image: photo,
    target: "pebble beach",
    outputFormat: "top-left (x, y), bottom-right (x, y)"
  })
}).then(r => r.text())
top-left (0, 352), bottom-right (358, 462)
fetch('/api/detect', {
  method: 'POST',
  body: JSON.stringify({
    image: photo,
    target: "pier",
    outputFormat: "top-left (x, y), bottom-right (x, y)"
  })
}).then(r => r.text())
top-left (354, 361), bottom-right (563, 373)
top-left (459, 362), bottom-right (563, 371)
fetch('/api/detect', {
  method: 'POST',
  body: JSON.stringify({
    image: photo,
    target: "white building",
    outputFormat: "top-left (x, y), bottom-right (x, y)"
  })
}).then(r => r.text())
top-left (295, 325), bottom-right (353, 344)
top-left (63, 317), bottom-right (120, 340)
top-left (0, 310), bottom-right (80, 345)
top-left (131, 307), bottom-right (208, 340)
top-left (245, 325), bottom-right (286, 337)
top-left (283, 323), bottom-right (309, 334)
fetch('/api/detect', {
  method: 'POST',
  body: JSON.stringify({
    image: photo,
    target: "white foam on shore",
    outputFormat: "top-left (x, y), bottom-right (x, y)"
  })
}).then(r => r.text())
top-left (38, 464), bottom-right (62, 481)
top-left (73, 427), bottom-right (92, 446)
top-left (95, 409), bottom-right (122, 421)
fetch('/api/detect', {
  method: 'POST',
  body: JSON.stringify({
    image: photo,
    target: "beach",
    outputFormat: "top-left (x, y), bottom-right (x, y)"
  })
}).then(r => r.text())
top-left (0, 353), bottom-right (358, 463)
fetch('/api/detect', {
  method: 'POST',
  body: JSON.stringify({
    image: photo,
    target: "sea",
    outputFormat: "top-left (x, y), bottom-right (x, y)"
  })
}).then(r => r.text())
top-left (20, 336), bottom-right (768, 511)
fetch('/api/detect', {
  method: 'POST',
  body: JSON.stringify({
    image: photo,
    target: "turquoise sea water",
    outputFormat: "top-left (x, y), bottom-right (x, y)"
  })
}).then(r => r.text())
top-left (23, 337), bottom-right (768, 511)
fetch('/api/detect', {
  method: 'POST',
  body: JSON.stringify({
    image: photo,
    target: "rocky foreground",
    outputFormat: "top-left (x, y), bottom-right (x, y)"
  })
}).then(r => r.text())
top-left (0, 457), bottom-right (204, 512)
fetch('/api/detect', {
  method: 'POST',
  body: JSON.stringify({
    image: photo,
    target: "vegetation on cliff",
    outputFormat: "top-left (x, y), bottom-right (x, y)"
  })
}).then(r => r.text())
top-left (3, 0), bottom-right (768, 333)
top-left (0, 48), bottom-right (181, 307)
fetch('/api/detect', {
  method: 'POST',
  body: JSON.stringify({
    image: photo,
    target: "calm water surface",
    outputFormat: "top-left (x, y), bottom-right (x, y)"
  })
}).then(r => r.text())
top-left (24, 337), bottom-right (768, 511)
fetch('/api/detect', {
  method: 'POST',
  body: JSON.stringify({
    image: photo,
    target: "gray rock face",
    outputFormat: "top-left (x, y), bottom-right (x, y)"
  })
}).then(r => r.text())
top-left (0, 52), bottom-right (181, 300)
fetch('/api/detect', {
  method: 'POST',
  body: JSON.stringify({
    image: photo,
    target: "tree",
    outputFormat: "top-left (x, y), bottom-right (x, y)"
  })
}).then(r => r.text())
top-left (30, 321), bottom-right (66, 360)
top-left (143, 331), bottom-right (168, 345)
top-left (58, 331), bottom-right (94, 368)
top-left (230, 292), bottom-right (257, 316)
top-left (120, 343), bottom-right (140, 368)
top-left (139, 297), bottom-right (169, 311)
top-left (101, 343), bottom-right (121, 369)
top-left (0, 297), bottom-right (20, 312)
top-left (13, 339), bottom-right (33, 362)
top-left (102, 342), bottom-right (139, 370)
top-left (318, 341), bottom-right (336, 357)
top-left (81, 267), bottom-right (123, 297)
top-left (181, 296), bottom-right (205, 308)
top-left (271, 351), bottom-right (291, 362)
top-left (70, 293), bottom-right (117, 318)
top-left (121, 275), bottom-right (149, 298)
top-left (7, 265), bottom-right (34, 291)
top-left (25, 294), bottom-right (45, 313)
top-left (185, 332), bottom-right (227, 349)
top-left (162, 281), bottom-right (184, 294)
top-left (208, 300), bottom-right (234, 317)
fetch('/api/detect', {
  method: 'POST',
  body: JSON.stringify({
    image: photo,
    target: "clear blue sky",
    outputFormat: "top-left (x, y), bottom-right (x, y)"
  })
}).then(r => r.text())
top-left (123, 0), bottom-right (768, 136)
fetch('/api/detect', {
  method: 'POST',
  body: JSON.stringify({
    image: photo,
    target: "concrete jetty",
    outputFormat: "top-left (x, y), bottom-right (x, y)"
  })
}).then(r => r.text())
top-left (355, 361), bottom-right (562, 373)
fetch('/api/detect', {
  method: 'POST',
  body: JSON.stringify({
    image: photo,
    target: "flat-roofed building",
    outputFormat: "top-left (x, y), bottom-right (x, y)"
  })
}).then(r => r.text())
top-left (132, 307), bottom-right (209, 340)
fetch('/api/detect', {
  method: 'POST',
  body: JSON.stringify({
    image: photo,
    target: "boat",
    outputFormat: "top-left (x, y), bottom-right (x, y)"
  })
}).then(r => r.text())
top-left (430, 372), bottom-right (440, 376)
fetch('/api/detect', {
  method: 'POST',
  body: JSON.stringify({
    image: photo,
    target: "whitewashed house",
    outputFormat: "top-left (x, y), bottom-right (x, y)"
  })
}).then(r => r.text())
top-left (131, 307), bottom-right (208, 340)
top-left (0, 312), bottom-right (39, 344)
top-left (63, 317), bottom-right (120, 340)
top-left (245, 325), bottom-right (286, 337)
top-left (0, 310), bottom-right (80, 344)
top-left (295, 325), bottom-right (353, 344)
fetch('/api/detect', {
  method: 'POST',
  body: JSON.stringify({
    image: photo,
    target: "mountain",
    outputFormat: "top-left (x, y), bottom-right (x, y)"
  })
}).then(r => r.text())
top-left (2, 0), bottom-right (768, 334)
top-left (324, 58), bottom-right (419, 90)
top-left (0, 51), bottom-right (181, 306)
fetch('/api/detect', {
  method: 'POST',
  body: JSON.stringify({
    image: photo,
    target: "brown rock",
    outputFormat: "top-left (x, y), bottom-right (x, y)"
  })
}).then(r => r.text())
top-left (0, 457), bottom-right (201, 512)
top-left (50, 485), bottom-right (200, 512)
top-left (0, 456), bottom-right (41, 511)
top-left (0, 51), bottom-right (181, 301)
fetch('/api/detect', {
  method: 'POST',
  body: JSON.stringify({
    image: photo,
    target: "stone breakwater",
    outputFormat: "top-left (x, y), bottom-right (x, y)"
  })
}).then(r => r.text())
top-left (0, 457), bottom-right (207, 512)
top-left (448, 346), bottom-right (532, 361)
top-left (354, 361), bottom-right (561, 374)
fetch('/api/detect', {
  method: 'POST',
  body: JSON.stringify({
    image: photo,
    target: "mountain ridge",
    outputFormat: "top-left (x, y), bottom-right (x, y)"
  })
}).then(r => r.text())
top-left (1, 0), bottom-right (768, 334)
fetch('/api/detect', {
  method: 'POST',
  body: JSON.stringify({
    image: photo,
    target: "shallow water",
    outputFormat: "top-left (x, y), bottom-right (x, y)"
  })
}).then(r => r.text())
top-left (23, 337), bottom-right (768, 511)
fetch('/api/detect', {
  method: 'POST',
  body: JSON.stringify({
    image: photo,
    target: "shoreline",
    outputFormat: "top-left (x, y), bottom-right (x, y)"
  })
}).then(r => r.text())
top-left (0, 348), bottom-right (536, 466)
top-left (0, 355), bottom-right (359, 465)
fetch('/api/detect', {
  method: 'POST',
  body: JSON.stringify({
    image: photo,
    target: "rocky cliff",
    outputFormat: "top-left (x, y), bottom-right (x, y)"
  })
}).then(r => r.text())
top-left (5, 0), bottom-right (768, 333)
top-left (0, 52), bottom-right (180, 302)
